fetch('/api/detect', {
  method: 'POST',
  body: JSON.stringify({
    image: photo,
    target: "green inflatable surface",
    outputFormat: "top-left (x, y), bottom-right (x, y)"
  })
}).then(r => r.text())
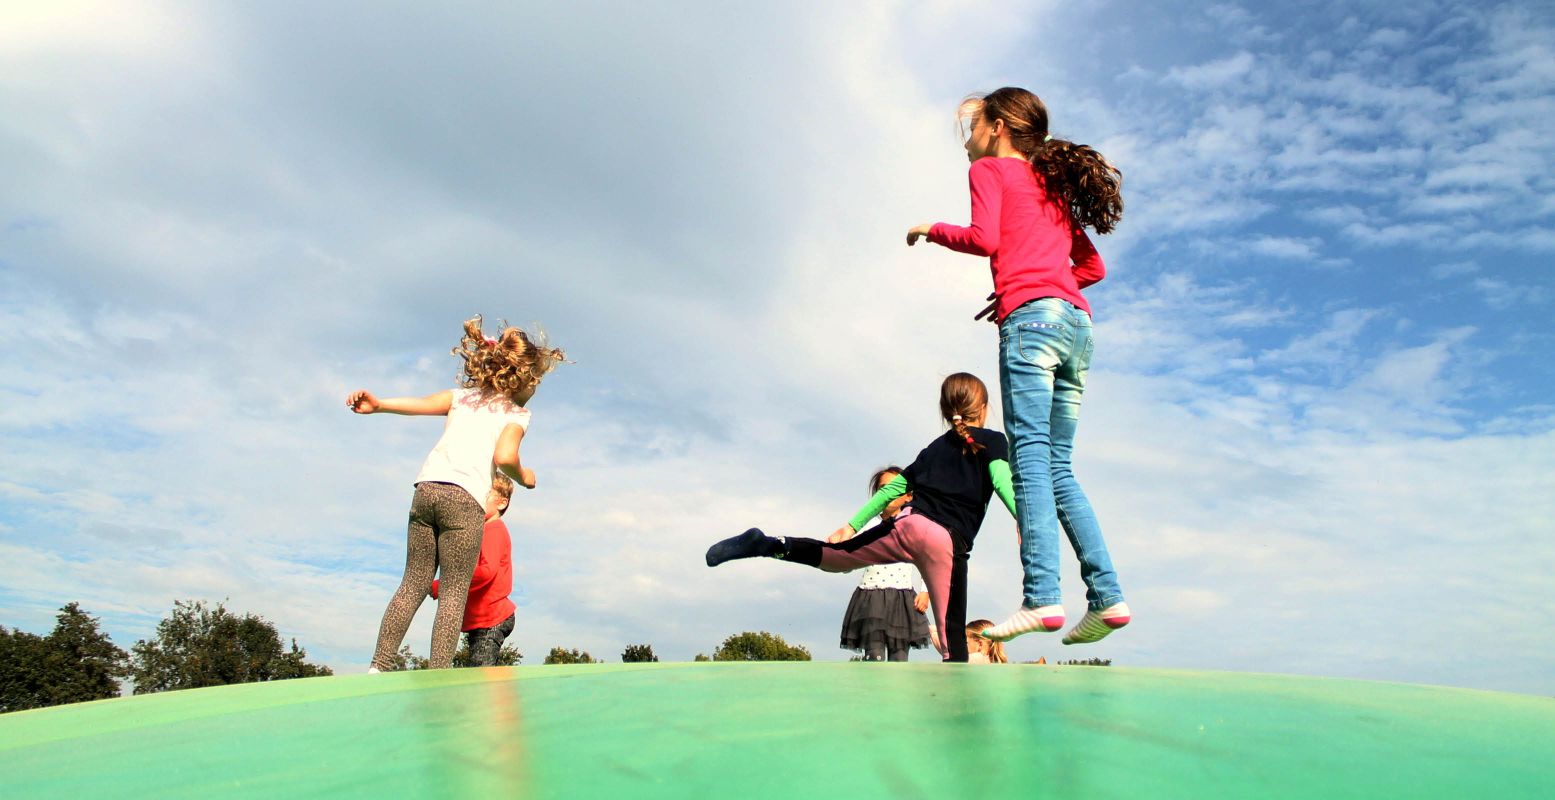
top-left (2, 664), bottom-right (1551, 798)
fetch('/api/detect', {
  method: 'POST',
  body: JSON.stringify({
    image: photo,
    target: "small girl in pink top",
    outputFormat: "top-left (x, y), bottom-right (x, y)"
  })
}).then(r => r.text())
top-left (349, 316), bottom-right (564, 671)
top-left (907, 87), bottom-right (1131, 646)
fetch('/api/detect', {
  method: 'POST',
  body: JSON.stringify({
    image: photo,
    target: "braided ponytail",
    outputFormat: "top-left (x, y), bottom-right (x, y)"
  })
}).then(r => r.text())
top-left (939, 372), bottom-right (990, 456)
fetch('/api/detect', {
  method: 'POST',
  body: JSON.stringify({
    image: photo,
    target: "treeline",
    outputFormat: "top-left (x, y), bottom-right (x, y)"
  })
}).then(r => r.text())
top-left (391, 632), bottom-right (813, 668)
top-left (2, 601), bottom-right (818, 714)
top-left (1, 600), bottom-right (331, 714)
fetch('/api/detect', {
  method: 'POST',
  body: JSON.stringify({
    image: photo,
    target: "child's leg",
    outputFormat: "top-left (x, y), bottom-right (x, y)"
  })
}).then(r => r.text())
top-left (999, 302), bottom-right (1066, 610)
top-left (369, 488), bottom-right (439, 671)
top-left (815, 523), bottom-right (915, 572)
top-left (945, 549), bottom-right (970, 662)
top-left (707, 522), bottom-right (909, 570)
top-left (889, 514), bottom-right (963, 661)
top-left (1051, 316), bottom-right (1124, 612)
top-left (466, 613), bottom-right (516, 667)
top-left (425, 485), bottom-right (486, 669)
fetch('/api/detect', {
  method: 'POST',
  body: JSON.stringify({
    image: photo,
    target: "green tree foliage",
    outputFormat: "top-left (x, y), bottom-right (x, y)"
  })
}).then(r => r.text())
top-left (392, 644), bottom-right (522, 670)
top-left (1058, 658), bottom-right (1112, 666)
top-left (1, 603), bottom-right (129, 713)
top-left (129, 600), bottom-right (332, 694)
top-left (620, 643), bottom-right (658, 663)
top-left (712, 631), bottom-right (811, 662)
top-left (543, 647), bottom-right (598, 665)
top-left (693, 653), bottom-right (711, 662)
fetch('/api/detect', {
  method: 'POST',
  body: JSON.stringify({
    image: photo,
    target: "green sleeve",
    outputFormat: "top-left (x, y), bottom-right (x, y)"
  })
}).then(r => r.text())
top-left (847, 474), bottom-right (910, 532)
top-left (989, 459), bottom-right (1017, 519)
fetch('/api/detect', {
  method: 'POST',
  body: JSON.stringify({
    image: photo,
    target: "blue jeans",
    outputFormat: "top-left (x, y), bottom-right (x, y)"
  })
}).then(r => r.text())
top-left (998, 298), bottom-right (1124, 611)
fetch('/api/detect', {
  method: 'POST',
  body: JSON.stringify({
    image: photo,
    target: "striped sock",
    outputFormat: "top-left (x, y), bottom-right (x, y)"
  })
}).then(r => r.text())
top-left (1061, 602), bottom-right (1131, 645)
top-left (979, 605), bottom-right (1065, 642)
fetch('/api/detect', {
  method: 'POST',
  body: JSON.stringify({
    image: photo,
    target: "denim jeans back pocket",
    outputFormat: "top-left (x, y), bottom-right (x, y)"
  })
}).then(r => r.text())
top-left (1017, 320), bottom-right (1072, 370)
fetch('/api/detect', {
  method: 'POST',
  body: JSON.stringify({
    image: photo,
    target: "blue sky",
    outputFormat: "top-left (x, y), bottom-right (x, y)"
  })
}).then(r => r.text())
top-left (2, 1), bottom-right (1552, 694)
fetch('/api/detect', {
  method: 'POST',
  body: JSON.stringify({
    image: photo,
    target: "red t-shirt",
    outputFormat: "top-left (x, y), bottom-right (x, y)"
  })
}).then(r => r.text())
top-left (929, 156), bottom-right (1105, 322)
top-left (430, 517), bottom-right (516, 632)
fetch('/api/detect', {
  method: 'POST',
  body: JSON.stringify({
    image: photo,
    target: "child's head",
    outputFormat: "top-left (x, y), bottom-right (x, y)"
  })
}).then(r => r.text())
top-left (453, 315), bottom-right (566, 405)
top-left (939, 372), bottom-right (989, 455)
top-left (958, 87), bottom-right (1124, 235)
top-left (869, 465), bottom-right (912, 520)
top-left (965, 619), bottom-right (1008, 664)
top-left (485, 473), bottom-right (514, 518)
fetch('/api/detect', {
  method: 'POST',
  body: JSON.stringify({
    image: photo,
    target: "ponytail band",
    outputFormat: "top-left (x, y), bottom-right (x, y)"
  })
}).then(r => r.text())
top-left (952, 415), bottom-right (962, 422)
top-left (481, 336), bottom-right (497, 348)
top-left (1044, 134), bottom-right (1052, 143)
top-left (964, 434), bottom-right (975, 445)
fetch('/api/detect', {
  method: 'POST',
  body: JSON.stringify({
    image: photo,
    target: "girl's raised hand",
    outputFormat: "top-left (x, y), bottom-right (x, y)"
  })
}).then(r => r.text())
top-left (905, 223), bottom-right (933, 245)
top-left (826, 524), bottom-right (856, 544)
top-left (347, 390), bottom-right (380, 414)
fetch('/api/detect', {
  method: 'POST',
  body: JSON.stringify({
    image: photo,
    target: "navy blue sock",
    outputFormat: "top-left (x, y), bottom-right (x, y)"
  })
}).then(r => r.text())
top-left (705, 528), bottom-right (784, 567)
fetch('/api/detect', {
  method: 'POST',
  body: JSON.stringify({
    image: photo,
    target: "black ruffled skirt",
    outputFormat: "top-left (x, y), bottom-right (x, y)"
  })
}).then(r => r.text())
top-left (839, 587), bottom-right (931, 653)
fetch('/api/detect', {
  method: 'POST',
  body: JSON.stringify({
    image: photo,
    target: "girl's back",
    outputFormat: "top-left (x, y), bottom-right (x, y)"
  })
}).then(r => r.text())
top-left (902, 426), bottom-right (1008, 549)
top-left (415, 388), bottom-right (531, 509)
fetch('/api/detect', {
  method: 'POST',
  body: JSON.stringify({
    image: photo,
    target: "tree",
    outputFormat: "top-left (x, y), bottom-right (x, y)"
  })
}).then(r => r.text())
top-left (1058, 658), bottom-right (1112, 667)
top-left (129, 600), bottom-right (332, 694)
top-left (693, 653), bottom-right (711, 662)
top-left (392, 643), bottom-right (522, 670)
top-left (620, 644), bottom-right (658, 663)
top-left (712, 631), bottom-right (811, 662)
top-left (1, 603), bottom-right (129, 713)
top-left (543, 647), bottom-right (598, 665)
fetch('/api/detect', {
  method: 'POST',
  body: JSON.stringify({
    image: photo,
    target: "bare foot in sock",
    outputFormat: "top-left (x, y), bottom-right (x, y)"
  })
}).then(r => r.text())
top-left (705, 528), bottom-right (782, 567)
top-left (1062, 602), bottom-right (1131, 645)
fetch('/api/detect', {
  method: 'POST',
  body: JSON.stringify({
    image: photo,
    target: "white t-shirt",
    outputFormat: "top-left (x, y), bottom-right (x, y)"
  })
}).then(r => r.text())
top-left (414, 388), bottom-right (531, 507)
top-left (855, 563), bottom-right (920, 591)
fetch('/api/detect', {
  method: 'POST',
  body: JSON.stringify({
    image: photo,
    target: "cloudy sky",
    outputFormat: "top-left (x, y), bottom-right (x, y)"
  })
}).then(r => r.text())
top-left (2, 1), bottom-right (1552, 695)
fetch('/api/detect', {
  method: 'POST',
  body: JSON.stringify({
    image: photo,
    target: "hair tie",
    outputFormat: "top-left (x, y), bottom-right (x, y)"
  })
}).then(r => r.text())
top-left (952, 415), bottom-right (962, 422)
top-left (1044, 134), bottom-right (1053, 143)
top-left (481, 336), bottom-right (497, 348)
top-left (963, 433), bottom-right (976, 445)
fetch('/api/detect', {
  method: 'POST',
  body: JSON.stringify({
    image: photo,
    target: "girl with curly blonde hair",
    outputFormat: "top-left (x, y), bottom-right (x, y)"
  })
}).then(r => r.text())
top-left (348, 315), bottom-right (565, 671)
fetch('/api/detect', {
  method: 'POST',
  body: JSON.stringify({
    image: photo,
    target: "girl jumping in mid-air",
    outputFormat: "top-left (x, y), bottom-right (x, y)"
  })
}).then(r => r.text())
top-left (348, 316), bottom-right (564, 671)
top-left (706, 373), bottom-right (1015, 663)
top-left (907, 87), bottom-right (1130, 645)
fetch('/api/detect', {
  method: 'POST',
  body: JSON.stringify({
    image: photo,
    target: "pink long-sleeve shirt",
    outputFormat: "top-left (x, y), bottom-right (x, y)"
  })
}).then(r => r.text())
top-left (928, 156), bottom-right (1105, 322)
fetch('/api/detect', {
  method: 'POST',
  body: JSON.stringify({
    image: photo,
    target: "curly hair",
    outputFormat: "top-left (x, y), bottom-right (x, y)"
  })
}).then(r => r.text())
top-left (940, 372), bottom-right (989, 456)
top-left (452, 315), bottom-right (567, 404)
top-left (961, 87), bottom-right (1124, 234)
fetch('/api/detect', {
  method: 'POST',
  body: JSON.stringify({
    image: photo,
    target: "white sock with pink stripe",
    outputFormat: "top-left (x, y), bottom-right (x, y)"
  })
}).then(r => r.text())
top-left (1061, 602), bottom-right (1131, 645)
top-left (979, 605), bottom-right (1066, 642)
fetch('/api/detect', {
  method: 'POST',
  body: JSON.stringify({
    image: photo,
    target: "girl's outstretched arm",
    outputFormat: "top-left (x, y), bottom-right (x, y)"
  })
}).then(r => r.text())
top-left (493, 423), bottom-right (536, 489)
top-left (828, 474), bottom-right (912, 541)
top-left (907, 159), bottom-right (1004, 255)
top-left (347, 390), bottom-right (453, 416)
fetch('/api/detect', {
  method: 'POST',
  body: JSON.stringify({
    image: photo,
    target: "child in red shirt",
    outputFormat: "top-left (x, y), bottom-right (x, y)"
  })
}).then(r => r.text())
top-left (431, 474), bottom-right (517, 666)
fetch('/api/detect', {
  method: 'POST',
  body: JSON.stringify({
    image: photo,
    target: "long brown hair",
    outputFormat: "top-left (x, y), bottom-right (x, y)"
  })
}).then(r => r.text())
top-left (963, 87), bottom-right (1124, 234)
top-left (940, 372), bottom-right (989, 455)
top-left (452, 315), bottom-right (567, 405)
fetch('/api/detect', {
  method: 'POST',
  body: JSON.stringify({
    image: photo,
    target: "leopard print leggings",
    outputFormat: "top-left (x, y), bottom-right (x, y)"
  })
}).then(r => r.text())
top-left (370, 482), bottom-right (486, 670)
